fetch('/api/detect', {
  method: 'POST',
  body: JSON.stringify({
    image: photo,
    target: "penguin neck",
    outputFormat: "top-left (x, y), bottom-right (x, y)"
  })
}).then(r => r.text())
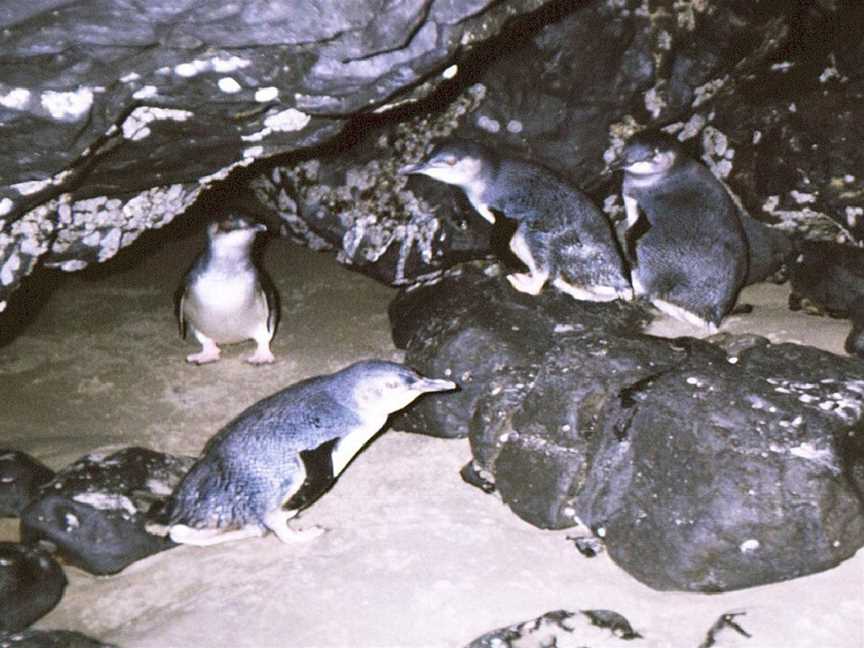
top-left (205, 241), bottom-right (255, 270)
top-left (461, 158), bottom-right (499, 210)
top-left (623, 167), bottom-right (675, 192)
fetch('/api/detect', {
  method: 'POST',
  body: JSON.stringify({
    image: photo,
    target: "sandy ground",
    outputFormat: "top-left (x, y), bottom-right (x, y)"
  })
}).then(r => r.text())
top-left (1, 229), bottom-right (862, 648)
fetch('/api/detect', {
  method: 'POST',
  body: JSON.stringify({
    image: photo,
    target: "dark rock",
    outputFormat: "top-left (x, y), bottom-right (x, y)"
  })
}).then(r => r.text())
top-left (0, 542), bottom-right (66, 633)
top-left (463, 609), bottom-right (641, 647)
top-left (0, 451), bottom-right (55, 517)
top-left (20, 447), bottom-right (195, 575)
top-left (389, 265), bottom-right (650, 438)
top-left (567, 535), bottom-right (604, 558)
top-left (0, 630), bottom-right (117, 648)
top-left (575, 341), bottom-right (864, 591)
top-left (698, 612), bottom-right (752, 648)
top-left (788, 241), bottom-right (864, 358)
top-left (0, 0), bottom-right (549, 309)
top-left (393, 269), bottom-right (864, 591)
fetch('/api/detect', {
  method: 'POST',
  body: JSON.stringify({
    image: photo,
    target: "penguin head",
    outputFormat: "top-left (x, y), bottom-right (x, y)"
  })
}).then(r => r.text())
top-left (207, 215), bottom-right (267, 251)
top-left (343, 360), bottom-right (457, 417)
top-left (399, 139), bottom-right (493, 189)
top-left (618, 132), bottom-right (682, 176)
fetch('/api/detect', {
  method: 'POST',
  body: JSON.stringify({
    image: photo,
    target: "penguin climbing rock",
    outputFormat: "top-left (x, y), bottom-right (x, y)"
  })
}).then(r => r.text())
top-left (616, 131), bottom-right (748, 332)
top-left (149, 361), bottom-right (456, 546)
top-left (400, 139), bottom-right (631, 302)
top-left (178, 214), bottom-right (278, 365)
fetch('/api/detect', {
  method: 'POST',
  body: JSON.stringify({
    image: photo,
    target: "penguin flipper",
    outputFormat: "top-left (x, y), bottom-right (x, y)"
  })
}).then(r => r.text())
top-left (282, 438), bottom-right (339, 512)
top-left (176, 287), bottom-right (188, 339)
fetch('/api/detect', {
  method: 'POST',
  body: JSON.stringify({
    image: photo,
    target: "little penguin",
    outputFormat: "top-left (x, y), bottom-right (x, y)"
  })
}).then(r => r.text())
top-left (615, 131), bottom-right (748, 332)
top-left (400, 139), bottom-right (632, 302)
top-left (178, 214), bottom-right (278, 364)
top-left (151, 360), bottom-right (456, 546)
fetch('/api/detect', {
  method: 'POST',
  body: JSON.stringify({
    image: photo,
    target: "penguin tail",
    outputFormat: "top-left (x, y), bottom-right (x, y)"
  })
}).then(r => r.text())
top-left (144, 499), bottom-right (173, 537)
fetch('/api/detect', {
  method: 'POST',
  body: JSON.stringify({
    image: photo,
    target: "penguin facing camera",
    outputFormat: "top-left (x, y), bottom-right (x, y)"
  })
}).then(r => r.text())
top-left (178, 214), bottom-right (278, 365)
top-left (148, 360), bottom-right (457, 546)
top-left (400, 139), bottom-right (632, 302)
top-left (614, 131), bottom-right (748, 332)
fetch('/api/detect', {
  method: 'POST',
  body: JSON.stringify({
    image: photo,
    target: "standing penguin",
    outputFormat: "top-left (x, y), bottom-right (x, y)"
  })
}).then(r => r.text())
top-left (150, 361), bottom-right (456, 546)
top-left (178, 214), bottom-right (278, 364)
top-left (400, 139), bottom-right (631, 302)
top-left (616, 131), bottom-right (748, 331)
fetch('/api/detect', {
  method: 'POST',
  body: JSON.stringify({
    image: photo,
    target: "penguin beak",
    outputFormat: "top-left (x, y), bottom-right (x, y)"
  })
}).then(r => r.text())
top-left (398, 162), bottom-right (426, 175)
top-left (413, 377), bottom-right (458, 393)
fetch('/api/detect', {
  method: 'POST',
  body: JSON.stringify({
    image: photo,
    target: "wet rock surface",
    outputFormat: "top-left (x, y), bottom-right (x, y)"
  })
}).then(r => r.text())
top-left (390, 268), bottom-right (864, 591)
top-left (0, 451), bottom-right (55, 518)
top-left (0, 0), bottom-right (547, 307)
top-left (389, 265), bottom-right (651, 438)
top-left (20, 448), bottom-right (194, 575)
top-left (0, 542), bottom-right (67, 633)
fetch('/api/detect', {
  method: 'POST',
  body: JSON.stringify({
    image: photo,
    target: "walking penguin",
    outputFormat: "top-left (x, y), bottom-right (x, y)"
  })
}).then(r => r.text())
top-left (149, 361), bottom-right (457, 546)
top-left (400, 139), bottom-right (632, 302)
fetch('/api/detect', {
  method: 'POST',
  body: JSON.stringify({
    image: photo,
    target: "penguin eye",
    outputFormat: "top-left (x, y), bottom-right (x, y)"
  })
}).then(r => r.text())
top-left (443, 156), bottom-right (457, 166)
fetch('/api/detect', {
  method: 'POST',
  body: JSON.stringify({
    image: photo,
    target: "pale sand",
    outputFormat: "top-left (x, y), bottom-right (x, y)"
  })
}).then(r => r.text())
top-left (1, 231), bottom-right (861, 647)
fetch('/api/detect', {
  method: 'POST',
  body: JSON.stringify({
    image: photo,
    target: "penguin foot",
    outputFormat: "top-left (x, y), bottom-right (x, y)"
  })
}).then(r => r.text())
top-left (168, 524), bottom-right (265, 546)
top-left (245, 347), bottom-right (275, 365)
top-left (507, 272), bottom-right (545, 295)
top-left (271, 523), bottom-right (326, 544)
top-left (264, 508), bottom-right (326, 543)
top-left (186, 348), bottom-right (221, 364)
top-left (652, 298), bottom-right (719, 334)
top-left (552, 277), bottom-right (624, 303)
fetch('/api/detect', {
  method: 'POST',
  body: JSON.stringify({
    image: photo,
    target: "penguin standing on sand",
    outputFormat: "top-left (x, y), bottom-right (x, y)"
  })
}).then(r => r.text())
top-left (400, 139), bottom-right (632, 302)
top-left (149, 361), bottom-right (456, 546)
top-left (178, 214), bottom-right (278, 365)
top-left (615, 131), bottom-right (748, 331)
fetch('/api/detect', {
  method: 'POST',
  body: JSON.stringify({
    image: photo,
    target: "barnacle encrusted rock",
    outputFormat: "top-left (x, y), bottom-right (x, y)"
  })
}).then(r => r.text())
top-left (251, 83), bottom-right (495, 285)
top-left (0, 0), bottom-right (549, 306)
top-left (20, 448), bottom-right (195, 575)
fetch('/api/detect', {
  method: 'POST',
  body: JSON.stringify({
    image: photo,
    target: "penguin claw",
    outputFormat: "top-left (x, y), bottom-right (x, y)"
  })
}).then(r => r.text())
top-left (507, 272), bottom-right (544, 295)
top-left (186, 350), bottom-right (221, 364)
top-left (245, 348), bottom-right (276, 365)
top-left (272, 524), bottom-right (326, 544)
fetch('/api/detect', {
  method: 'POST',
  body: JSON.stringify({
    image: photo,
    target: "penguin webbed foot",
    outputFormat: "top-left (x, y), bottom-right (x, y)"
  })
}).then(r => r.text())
top-left (271, 522), bottom-right (327, 544)
top-left (168, 523), bottom-right (266, 546)
top-left (186, 349), bottom-right (221, 364)
top-left (506, 271), bottom-right (546, 295)
top-left (245, 345), bottom-right (276, 365)
top-left (264, 508), bottom-right (326, 543)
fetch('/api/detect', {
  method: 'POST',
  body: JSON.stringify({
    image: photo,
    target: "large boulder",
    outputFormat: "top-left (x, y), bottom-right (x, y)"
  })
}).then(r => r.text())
top-left (390, 269), bottom-right (864, 591)
top-left (573, 338), bottom-right (864, 591)
top-left (20, 447), bottom-right (194, 575)
top-left (0, 0), bottom-right (550, 309)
